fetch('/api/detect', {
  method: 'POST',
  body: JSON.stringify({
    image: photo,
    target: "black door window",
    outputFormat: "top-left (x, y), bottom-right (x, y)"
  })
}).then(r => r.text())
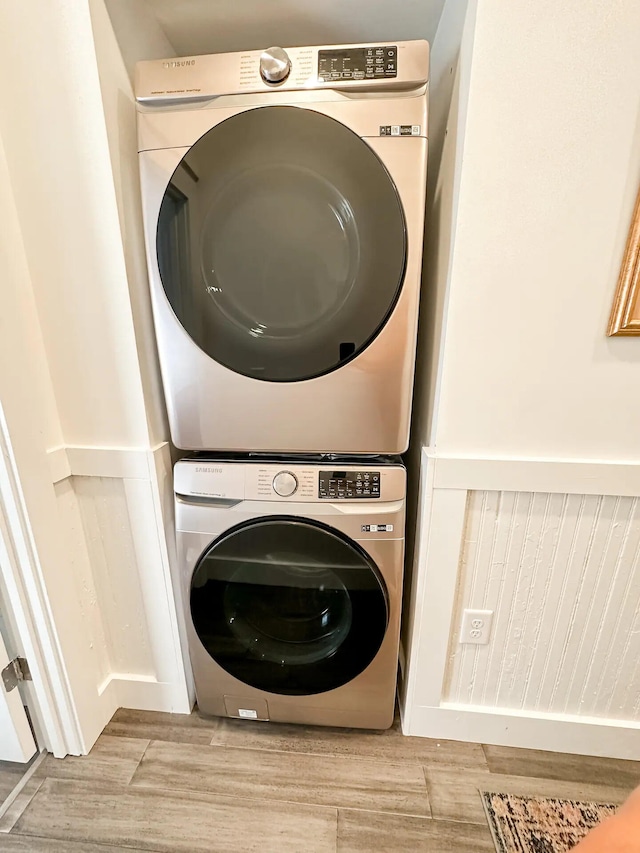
top-left (190, 518), bottom-right (388, 695)
top-left (157, 106), bottom-right (406, 381)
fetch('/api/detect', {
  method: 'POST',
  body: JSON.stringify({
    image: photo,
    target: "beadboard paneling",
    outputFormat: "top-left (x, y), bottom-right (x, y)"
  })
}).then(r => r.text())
top-left (445, 490), bottom-right (640, 720)
top-left (51, 446), bottom-right (190, 726)
top-left (66, 476), bottom-right (155, 678)
top-left (53, 479), bottom-right (111, 686)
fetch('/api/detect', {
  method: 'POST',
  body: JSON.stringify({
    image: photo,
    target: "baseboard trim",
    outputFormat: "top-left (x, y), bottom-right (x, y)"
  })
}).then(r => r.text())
top-left (98, 674), bottom-right (191, 715)
top-left (405, 702), bottom-right (640, 760)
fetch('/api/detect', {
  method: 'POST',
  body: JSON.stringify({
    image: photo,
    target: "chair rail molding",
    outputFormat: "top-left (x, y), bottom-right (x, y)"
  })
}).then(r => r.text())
top-left (48, 442), bottom-right (170, 483)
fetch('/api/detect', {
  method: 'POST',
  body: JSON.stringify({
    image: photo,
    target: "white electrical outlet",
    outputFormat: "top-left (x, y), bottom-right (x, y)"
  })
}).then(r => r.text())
top-left (459, 609), bottom-right (494, 645)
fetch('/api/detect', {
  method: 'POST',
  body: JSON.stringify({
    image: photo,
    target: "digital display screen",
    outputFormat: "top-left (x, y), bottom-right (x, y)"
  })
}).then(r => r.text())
top-left (318, 471), bottom-right (381, 499)
top-left (318, 46), bottom-right (397, 82)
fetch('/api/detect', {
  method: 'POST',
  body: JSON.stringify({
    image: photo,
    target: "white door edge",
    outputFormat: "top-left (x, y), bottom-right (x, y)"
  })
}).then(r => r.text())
top-left (0, 403), bottom-right (83, 757)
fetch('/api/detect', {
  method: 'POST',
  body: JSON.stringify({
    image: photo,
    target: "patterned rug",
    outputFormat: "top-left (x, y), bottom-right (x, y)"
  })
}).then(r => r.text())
top-left (481, 791), bottom-right (617, 852)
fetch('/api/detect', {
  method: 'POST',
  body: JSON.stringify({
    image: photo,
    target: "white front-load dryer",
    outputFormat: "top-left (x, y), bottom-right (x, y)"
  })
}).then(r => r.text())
top-left (174, 456), bottom-right (406, 729)
top-left (136, 41), bottom-right (429, 453)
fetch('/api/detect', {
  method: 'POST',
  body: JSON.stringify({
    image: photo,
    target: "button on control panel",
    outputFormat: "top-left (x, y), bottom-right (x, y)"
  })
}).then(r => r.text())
top-left (319, 470), bottom-right (380, 499)
top-left (318, 46), bottom-right (397, 82)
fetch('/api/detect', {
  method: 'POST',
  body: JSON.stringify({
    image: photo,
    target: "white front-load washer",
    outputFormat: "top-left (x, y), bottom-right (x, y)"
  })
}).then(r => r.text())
top-left (136, 41), bottom-right (429, 453)
top-left (174, 456), bottom-right (406, 729)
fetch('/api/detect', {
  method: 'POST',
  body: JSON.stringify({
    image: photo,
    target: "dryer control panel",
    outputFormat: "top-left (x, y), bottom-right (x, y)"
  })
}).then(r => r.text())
top-left (319, 470), bottom-right (380, 499)
top-left (135, 40), bottom-right (428, 105)
top-left (318, 46), bottom-right (397, 82)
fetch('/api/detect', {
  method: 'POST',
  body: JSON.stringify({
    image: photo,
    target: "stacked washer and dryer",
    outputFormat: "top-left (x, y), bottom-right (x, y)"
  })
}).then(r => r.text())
top-left (136, 40), bottom-right (429, 729)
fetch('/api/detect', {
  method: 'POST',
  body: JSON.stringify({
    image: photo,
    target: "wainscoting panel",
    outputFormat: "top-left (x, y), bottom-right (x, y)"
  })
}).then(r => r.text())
top-left (52, 451), bottom-right (191, 728)
top-left (53, 478), bottom-right (112, 688)
top-left (73, 475), bottom-right (155, 678)
top-left (444, 490), bottom-right (640, 721)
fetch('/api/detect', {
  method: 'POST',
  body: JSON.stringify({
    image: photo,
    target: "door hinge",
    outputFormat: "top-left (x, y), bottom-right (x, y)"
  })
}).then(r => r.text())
top-left (2, 657), bottom-right (32, 692)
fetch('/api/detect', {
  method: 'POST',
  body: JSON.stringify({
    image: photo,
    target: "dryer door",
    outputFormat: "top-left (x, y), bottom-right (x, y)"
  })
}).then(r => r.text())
top-left (190, 517), bottom-right (388, 695)
top-left (157, 105), bottom-right (406, 382)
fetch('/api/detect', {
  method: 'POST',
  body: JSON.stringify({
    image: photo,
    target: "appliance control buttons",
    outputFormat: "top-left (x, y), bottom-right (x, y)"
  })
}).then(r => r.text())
top-left (273, 470), bottom-right (298, 497)
top-left (319, 45), bottom-right (397, 82)
top-left (260, 47), bottom-right (291, 84)
top-left (319, 471), bottom-right (381, 498)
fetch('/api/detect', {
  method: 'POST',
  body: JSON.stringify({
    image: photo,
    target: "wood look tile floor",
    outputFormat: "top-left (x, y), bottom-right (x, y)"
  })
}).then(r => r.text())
top-left (1, 708), bottom-right (638, 852)
top-left (0, 761), bottom-right (31, 808)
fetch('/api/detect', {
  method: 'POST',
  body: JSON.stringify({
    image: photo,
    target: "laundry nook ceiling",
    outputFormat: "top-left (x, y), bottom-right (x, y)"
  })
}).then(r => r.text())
top-left (138, 0), bottom-right (447, 56)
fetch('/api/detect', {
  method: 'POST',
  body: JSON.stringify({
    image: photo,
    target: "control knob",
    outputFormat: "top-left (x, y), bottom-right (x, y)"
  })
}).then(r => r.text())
top-left (260, 47), bottom-right (291, 84)
top-left (273, 470), bottom-right (298, 497)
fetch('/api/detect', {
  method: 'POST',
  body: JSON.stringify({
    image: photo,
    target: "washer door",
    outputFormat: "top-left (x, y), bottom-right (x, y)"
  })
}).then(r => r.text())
top-left (157, 105), bottom-right (407, 382)
top-left (190, 517), bottom-right (388, 696)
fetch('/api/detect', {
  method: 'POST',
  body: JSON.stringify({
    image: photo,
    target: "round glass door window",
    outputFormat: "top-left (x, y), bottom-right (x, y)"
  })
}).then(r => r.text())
top-left (190, 518), bottom-right (388, 695)
top-left (156, 106), bottom-right (406, 381)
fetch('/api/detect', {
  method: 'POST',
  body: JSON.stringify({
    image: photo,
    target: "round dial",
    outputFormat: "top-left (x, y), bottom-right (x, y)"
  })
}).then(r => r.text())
top-left (260, 47), bottom-right (292, 84)
top-left (272, 470), bottom-right (298, 497)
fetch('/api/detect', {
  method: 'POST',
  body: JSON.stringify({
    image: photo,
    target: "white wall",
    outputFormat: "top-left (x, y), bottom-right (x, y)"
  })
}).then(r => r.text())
top-left (403, 0), bottom-right (640, 758)
top-left (0, 5), bottom-right (148, 450)
top-left (423, 0), bottom-right (471, 203)
top-left (142, 0), bottom-right (447, 57)
top-left (89, 0), bottom-right (175, 447)
top-left (101, 0), bottom-right (176, 79)
top-left (411, 0), bottom-right (477, 454)
top-left (0, 1), bottom-right (190, 755)
top-left (402, 0), bottom-right (477, 660)
top-left (434, 0), bottom-right (640, 461)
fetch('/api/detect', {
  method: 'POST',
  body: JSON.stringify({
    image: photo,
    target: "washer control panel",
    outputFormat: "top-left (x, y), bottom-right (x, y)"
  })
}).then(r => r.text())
top-left (319, 470), bottom-right (380, 499)
top-left (318, 46), bottom-right (397, 82)
top-left (173, 460), bottom-right (405, 502)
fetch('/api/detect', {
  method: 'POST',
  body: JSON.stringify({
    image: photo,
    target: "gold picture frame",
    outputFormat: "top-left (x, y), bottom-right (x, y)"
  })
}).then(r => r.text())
top-left (608, 184), bottom-right (640, 336)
